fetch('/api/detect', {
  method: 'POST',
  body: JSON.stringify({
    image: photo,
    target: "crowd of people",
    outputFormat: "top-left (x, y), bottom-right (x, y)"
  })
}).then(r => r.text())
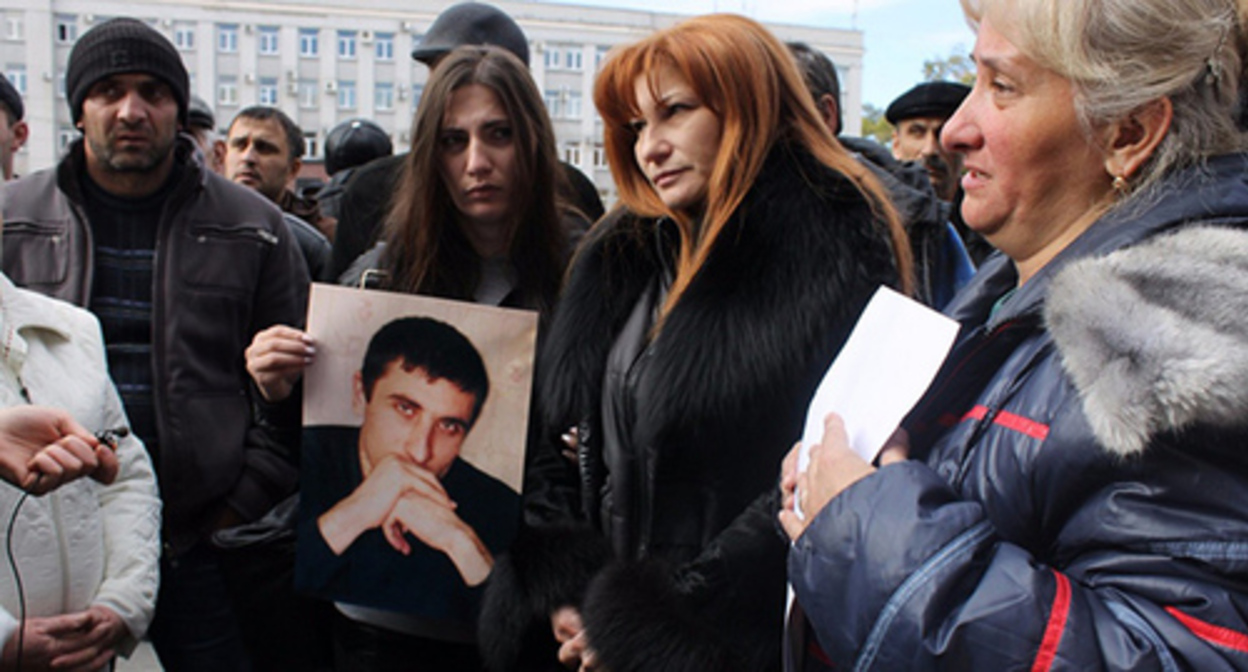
top-left (0, 0), bottom-right (1244, 670)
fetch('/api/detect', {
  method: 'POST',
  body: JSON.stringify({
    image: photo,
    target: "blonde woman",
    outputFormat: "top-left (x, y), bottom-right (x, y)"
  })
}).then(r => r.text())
top-left (782, 0), bottom-right (1248, 669)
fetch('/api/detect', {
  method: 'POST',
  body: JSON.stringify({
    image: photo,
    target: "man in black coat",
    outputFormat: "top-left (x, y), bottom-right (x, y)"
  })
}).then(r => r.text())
top-left (788, 42), bottom-right (978, 306)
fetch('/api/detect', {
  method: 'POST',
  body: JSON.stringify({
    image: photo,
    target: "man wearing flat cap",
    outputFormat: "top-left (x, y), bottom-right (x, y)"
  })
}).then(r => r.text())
top-left (0, 16), bottom-right (308, 671)
top-left (0, 73), bottom-right (27, 181)
top-left (886, 81), bottom-right (970, 202)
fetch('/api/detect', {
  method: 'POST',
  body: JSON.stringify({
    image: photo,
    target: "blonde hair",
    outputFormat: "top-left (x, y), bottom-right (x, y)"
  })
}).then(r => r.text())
top-left (593, 14), bottom-right (912, 322)
top-left (961, 0), bottom-right (1247, 194)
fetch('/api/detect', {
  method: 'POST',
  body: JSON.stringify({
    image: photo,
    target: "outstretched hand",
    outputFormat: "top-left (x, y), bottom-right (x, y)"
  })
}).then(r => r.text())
top-left (0, 406), bottom-right (120, 495)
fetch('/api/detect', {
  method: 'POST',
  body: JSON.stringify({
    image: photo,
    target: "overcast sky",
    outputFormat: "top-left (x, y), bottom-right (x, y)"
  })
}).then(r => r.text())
top-left (540, 0), bottom-right (977, 110)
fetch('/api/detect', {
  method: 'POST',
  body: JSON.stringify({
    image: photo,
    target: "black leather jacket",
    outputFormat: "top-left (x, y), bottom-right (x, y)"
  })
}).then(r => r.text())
top-left (0, 137), bottom-right (309, 549)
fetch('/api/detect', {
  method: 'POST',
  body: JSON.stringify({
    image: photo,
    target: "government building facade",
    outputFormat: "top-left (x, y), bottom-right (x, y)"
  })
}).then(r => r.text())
top-left (2, 0), bottom-right (863, 202)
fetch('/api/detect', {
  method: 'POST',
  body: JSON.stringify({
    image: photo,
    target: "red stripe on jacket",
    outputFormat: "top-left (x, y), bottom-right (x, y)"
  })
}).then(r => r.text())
top-left (1032, 571), bottom-right (1072, 672)
top-left (1167, 606), bottom-right (1248, 654)
top-left (950, 405), bottom-right (1050, 440)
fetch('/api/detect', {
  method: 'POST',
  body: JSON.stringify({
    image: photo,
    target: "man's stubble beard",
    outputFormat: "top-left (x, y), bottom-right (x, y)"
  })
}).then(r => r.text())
top-left (86, 130), bottom-right (176, 175)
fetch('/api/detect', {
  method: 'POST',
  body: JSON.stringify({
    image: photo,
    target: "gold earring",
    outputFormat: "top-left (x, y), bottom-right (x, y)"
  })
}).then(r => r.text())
top-left (1112, 174), bottom-right (1128, 195)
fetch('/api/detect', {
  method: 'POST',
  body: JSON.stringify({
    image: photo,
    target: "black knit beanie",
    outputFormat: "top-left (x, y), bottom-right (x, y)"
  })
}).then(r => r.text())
top-left (66, 17), bottom-right (189, 126)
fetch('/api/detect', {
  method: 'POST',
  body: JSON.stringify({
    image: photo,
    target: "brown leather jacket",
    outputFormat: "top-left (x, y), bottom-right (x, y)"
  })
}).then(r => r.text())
top-left (0, 138), bottom-right (309, 550)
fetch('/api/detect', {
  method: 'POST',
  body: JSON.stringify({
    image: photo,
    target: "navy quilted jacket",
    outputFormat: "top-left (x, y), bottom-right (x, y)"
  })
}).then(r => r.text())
top-left (790, 154), bottom-right (1248, 671)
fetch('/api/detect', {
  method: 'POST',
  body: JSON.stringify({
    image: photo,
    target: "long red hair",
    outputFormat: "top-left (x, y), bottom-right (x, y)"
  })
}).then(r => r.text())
top-left (594, 14), bottom-right (913, 321)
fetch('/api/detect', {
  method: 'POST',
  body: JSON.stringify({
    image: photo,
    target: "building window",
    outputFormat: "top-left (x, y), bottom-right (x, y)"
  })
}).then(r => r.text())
top-left (836, 65), bottom-right (851, 109)
top-left (58, 128), bottom-right (78, 151)
top-left (56, 70), bottom-right (66, 98)
top-left (4, 65), bottom-right (25, 96)
top-left (592, 143), bottom-right (607, 168)
top-left (6, 17), bottom-right (24, 41)
top-left (55, 15), bottom-right (77, 44)
top-left (217, 75), bottom-right (238, 106)
top-left (58, 127), bottom-right (78, 151)
top-left (375, 33), bottom-right (394, 61)
top-left (412, 84), bottom-right (424, 107)
top-left (544, 46), bottom-right (562, 71)
top-left (337, 31), bottom-right (356, 59)
top-left (375, 82), bottom-right (394, 111)
top-left (258, 77), bottom-right (279, 105)
top-left (217, 24), bottom-right (238, 53)
top-left (562, 142), bottom-right (582, 166)
top-left (303, 132), bottom-right (319, 159)
top-left (595, 46), bottom-right (610, 71)
top-left (546, 44), bottom-right (583, 71)
top-left (544, 89), bottom-right (580, 119)
top-left (258, 26), bottom-right (279, 55)
top-left (337, 80), bottom-right (356, 109)
top-left (299, 29), bottom-right (319, 57)
top-left (173, 25), bottom-right (194, 51)
top-left (544, 89), bottom-right (560, 119)
top-left (298, 79), bottom-right (318, 108)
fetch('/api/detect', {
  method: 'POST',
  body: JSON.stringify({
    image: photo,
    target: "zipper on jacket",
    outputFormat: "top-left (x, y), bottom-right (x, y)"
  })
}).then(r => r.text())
top-left (190, 225), bottom-right (279, 246)
top-left (2, 221), bottom-right (65, 236)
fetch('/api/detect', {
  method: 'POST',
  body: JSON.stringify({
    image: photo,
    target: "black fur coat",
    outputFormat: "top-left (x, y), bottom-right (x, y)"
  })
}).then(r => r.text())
top-left (481, 143), bottom-right (902, 671)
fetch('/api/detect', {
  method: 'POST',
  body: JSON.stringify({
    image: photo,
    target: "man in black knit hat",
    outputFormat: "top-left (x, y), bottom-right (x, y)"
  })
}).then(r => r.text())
top-left (0, 17), bottom-right (308, 671)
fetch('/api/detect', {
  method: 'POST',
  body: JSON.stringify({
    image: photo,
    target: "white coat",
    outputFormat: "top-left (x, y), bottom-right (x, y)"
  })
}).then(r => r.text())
top-left (0, 273), bottom-right (161, 656)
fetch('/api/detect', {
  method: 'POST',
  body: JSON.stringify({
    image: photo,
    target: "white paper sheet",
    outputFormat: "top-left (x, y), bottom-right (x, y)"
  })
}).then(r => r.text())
top-left (794, 286), bottom-right (959, 518)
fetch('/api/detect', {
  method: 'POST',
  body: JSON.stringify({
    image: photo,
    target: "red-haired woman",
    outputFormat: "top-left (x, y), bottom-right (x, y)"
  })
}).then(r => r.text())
top-left (482, 14), bottom-right (912, 672)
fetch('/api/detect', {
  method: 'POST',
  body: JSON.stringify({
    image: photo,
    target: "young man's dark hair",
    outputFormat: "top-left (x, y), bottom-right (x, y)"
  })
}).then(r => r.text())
top-left (0, 73), bottom-right (28, 181)
top-left (787, 41), bottom-right (842, 136)
top-left (360, 316), bottom-right (489, 425)
top-left (0, 73), bottom-right (23, 126)
top-left (231, 105), bottom-right (305, 162)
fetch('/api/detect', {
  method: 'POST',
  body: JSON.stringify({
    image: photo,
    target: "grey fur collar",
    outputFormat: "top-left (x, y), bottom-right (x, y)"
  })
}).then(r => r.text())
top-left (1047, 225), bottom-right (1248, 456)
